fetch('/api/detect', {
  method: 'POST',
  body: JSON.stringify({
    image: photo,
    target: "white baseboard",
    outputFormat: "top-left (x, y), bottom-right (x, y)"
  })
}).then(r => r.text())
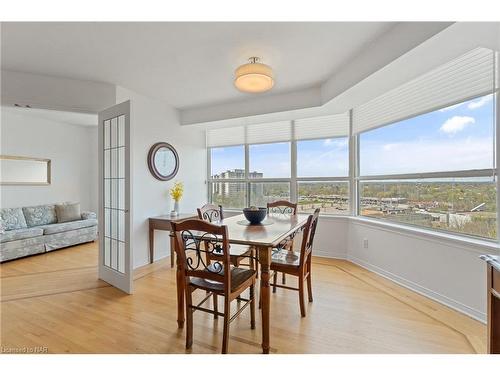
top-left (314, 249), bottom-right (347, 259)
top-left (347, 254), bottom-right (486, 323)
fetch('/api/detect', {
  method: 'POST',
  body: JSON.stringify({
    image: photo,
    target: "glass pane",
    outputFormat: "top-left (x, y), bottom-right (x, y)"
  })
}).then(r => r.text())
top-left (297, 138), bottom-right (349, 177)
top-left (111, 209), bottom-right (118, 239)
top-left (210, 145), bottom-right (245, 179)
top-left (111, 179), bottom-right (118, 209)
top-left (210, 182), bottom-right (246, 209)
top-left (118, 146), bottom-right (125, 178)
top-left (118, 242), bottom-right (125, 273)
top-left (110, 117), bottom-right (118, 148)
top-left (104, 150), bottom-right (110, 178)
top-left (111, 239), bottom-right (118, 270)
top-left (104, 237), bottom-right (111, 267)
top-left (118, 210), bottom-right (125, 242)
top-left (118, 179), bottom-right (125, 210)
top-left (104, 179), bottom-right (110, 208)
top-left (298, 181), bottom-right (349, 214)
top-left (104, 120), bottom-right (110, 149)
top-left (249, 182), bottom-right (290, 207)
top-left (360, 177), bottom-right (497, 239)
top-left (104, 209), bottom-right (110, 236)
top-left (359, 94), bottom-right (495, 176)
top-left (111, 149), bottom-right (117, 178)
top-left (118, 115), bottom-right (125, 147)
top-left (249, 142), bottom-right (291, 178)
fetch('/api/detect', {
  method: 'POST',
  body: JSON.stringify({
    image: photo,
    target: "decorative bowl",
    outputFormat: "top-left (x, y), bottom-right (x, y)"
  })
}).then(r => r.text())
top-left (243, 207), bottom-right (267, 224)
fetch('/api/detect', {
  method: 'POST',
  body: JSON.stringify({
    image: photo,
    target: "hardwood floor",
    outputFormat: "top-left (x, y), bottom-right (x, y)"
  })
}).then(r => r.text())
top-left (0, 242), bottom-right (486, 353)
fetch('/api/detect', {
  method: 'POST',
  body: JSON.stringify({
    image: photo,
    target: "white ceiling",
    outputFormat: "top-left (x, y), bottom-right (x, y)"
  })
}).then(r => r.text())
top-left (1, 22), bottom-right (396, 109)
top-left (2, 106), bottom-right (97, 126)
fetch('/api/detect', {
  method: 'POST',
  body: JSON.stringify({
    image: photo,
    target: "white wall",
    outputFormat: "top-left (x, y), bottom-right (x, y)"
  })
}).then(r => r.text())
top-left (115, 87), bottom-right (207, 268)
top-left (310, 216), bottom-right (498, 322)
top-left (1, 109), bottom-right (98, 212)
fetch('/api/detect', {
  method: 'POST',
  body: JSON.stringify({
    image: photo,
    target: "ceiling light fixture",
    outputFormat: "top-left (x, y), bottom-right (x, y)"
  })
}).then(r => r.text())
top-left (234, 57), bottom-right (274, 93)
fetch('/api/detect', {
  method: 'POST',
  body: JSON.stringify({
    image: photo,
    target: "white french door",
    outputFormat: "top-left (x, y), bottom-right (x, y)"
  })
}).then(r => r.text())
top-left (98, 101), bottom-right (133, 294)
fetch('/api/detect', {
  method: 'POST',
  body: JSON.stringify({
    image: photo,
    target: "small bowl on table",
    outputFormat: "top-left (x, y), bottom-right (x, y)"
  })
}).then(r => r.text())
top-left (243, 207), bottom-right (267, 225)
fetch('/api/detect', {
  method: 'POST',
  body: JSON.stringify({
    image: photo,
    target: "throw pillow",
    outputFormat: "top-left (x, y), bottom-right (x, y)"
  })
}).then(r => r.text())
top-left (55, 202), bottom-right (81, 223)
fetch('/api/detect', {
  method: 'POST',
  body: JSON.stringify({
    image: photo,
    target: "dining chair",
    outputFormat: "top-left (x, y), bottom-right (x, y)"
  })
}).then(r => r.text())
top-left (197, 203), bottom-right (256, 271)
top-left (270, 208), bottom-right (320, 317)
top-left (266, 200), bottom-right (298, 285)
top-left (171, 219), bottom-right (257, 354)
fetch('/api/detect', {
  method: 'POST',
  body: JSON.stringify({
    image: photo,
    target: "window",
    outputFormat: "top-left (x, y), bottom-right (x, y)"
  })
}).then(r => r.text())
top-left (358, 94), bottom-right (497, 240)
top-left (250, 182), bottom-right (291, 207)
top-left (298, 181), bottom-right (349, 214)
top-left (297, 138), bottom-right (348, 177)
top-left (249, 142), bottom-right (291, 178)
top-left (210, 182), bottom-right (246, 209)
top-left (210, 146), bottom-right (244, 178)
top-left (206, 114), bottom-right (350, 212)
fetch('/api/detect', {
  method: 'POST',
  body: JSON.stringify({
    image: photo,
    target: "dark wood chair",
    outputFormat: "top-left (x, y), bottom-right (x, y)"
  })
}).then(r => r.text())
top-left (270, 208), bottom-right (320, 317)
top-left (266, 200), bottom-right (298, 284)
top-left (197, 203), bottom-right (256, 271)
top-left (171, 219), bottom-right (257, 354)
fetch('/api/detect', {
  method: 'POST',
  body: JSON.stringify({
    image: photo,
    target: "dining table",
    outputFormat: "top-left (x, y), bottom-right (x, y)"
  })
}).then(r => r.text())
top-left (172, 212), bottom-right (310, 354)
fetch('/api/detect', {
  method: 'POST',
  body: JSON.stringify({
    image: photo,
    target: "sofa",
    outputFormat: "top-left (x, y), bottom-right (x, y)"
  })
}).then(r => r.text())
top-left (0, 203), bottom-right (98, 262)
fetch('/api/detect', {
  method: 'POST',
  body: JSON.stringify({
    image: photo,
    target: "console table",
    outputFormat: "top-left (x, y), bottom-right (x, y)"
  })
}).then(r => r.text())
top-left (481, 254), bottom-right (500, 354)
top-left (148, 213), bottom-right (197, 267)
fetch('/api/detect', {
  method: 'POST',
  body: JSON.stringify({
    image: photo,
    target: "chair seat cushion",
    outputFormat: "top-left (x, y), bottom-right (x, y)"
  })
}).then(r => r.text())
top-left (0, 227), bottom-right (44, 243)
top-left (190, 266), bottom-right (256, 292)
top-left (271, 249), bottom-right (300, 268)
top-left (39, 219), bottom-right (98, 235)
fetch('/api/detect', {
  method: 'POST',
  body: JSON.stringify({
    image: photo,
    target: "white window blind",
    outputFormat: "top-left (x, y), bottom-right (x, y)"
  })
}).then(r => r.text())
top-left (352, 47), bottom-right (495, 134)
top-left (295, 113), bottom-right (349, 140)
top-left (206, 126), bottom-right (245, 147)
top-left (246, 121), bottom-right (292, 144)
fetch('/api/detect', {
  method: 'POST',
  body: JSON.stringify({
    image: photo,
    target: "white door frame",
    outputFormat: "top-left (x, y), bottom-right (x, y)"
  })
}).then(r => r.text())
top-left (98, 100), bottom-right (133, 294)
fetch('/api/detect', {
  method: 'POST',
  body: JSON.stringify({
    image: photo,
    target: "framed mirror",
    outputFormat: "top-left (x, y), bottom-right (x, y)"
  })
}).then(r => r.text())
top-left (147, 142), bottom-right (179, 181)
top-left (0, 155), bottom-right (51, 185)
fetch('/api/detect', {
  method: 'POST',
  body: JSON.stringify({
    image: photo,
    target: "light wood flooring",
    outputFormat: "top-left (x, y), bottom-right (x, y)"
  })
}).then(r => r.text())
top-left (0, 242), bottom-right (487, 353)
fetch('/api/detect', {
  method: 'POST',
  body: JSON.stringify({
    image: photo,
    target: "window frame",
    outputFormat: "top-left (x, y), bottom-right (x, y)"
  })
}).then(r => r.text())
top-left (355, 92), bottom-right (498, 241)
top-left (207, 121), bottom-right (351, 215)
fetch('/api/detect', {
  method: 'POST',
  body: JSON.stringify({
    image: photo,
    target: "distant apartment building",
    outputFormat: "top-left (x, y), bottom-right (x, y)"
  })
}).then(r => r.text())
top-left (212, 169), bottom-right (263, 198)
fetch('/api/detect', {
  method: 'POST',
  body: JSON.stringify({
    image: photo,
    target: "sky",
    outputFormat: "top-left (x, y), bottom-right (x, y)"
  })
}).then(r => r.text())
top-left (360, 94), bottom-right (495, 176)
top-left (211, 94), bottom-right (495, 178)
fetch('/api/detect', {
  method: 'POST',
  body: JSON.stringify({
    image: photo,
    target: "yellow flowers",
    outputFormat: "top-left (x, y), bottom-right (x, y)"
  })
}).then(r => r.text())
top-left (169, 181), bottom-right (184, 202)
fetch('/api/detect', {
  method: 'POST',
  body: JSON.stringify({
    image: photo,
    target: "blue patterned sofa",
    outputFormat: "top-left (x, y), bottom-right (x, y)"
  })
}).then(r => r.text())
top-left (0, 204), bottom-right (98, 262)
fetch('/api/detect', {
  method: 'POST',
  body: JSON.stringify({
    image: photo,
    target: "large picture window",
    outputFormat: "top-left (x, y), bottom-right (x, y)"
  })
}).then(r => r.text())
top-left (358, 94), bottom-right (497, 240)
top-left (207, 114), bottom-right (351, 213)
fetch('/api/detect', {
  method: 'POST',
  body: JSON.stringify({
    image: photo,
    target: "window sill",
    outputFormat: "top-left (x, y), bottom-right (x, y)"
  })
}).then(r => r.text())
top-left (350, 216), bottom-right (500, 254)
top-left (222, 210), bottom-right (499, 254)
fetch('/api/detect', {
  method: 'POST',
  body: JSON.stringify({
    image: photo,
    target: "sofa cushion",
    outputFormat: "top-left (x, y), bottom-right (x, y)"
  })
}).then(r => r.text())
top-left (0, 235), bottom-right (46, 262)
top-left (39, 218), bottom-right (98, 235)
top-left (56, 202), bottom-right (81, 223)
top-left (22, 204), bottom-right (58, 227)
top-left (0, 208), bottom-right (28, 231)
top-left (0, 227), bottom-right (44, 243)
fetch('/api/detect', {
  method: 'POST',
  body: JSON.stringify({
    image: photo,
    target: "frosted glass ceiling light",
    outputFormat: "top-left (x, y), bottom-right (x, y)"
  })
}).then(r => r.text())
top-left (234, 57), bottom-right (274, 93)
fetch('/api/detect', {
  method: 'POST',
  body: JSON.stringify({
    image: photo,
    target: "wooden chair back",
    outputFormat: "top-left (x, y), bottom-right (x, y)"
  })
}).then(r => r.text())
top-left (197, 203), bottom-right (224, 222)
top-left (298, 208), bottom-right (320, 267)
top-left (267, 200), bottom-right (297, 215)
top-left (171, 219), bottom-right (231, 289)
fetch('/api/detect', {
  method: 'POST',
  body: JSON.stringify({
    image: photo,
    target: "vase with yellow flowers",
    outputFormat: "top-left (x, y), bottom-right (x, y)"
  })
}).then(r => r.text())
top-left (169, 181), bottom-right (184, 216)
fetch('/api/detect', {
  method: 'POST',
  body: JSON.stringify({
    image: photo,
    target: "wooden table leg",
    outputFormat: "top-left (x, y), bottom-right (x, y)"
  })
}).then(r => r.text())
top-left (169, 234), bottom-right (175, 268)
top-left (149, 228), bottom-right (154, 264)
top-left (176, 251), bottom-right (185, 329)
top-left (259, 246), bottom-right (272, 354)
